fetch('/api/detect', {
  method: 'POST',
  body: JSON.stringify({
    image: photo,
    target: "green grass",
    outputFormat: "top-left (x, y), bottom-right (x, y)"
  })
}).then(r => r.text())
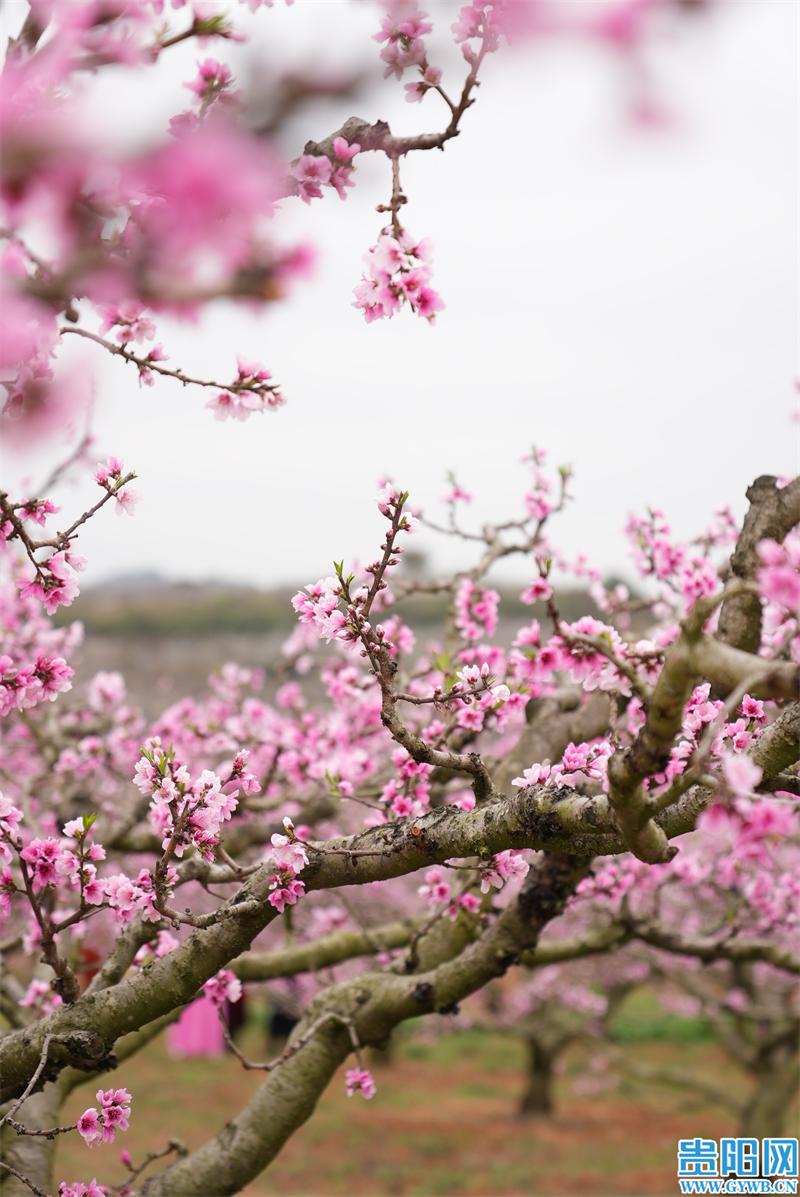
top-left (609, 988), bottom-right (713, 1044)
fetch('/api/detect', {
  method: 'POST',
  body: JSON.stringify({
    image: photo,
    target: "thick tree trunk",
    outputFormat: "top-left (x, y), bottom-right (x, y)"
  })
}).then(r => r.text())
top-left (739, 1050), bottom-right (799, 1138)
top-left (517, 1038), bottom-right (556, 1118)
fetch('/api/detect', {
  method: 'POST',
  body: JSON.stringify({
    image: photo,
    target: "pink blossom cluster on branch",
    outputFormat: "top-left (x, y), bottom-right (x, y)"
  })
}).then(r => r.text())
top-left (76, 1088), bottom-right (132, 1149)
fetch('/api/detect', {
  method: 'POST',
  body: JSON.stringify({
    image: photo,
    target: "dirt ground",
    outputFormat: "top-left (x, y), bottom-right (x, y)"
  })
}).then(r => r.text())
top-left (53, 1028), bottom-right (764, 1197)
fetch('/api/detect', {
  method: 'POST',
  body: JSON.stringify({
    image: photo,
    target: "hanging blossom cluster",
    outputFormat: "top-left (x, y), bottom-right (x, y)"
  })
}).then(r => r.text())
top-left (353, 231), bottom-right (444, 323)
top-left (350, 0), bottom-right (512, 323)
top-left (345, 1067), bottom-right (377, 1099)
top-left (16, 550), bottom-right (84, 616)
top-left (76, 1088), bottom-right (132, 1148)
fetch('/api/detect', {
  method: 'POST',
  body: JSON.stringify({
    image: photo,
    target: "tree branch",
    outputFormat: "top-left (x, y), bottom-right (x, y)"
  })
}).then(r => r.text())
top-left (629, 924), bottom-right (799, 975)
top-left (142, 854), bottom-right (588, 1197)
top-left (717, 475), bottom-right (800, 653)
top-left (233, 918), bottom-right (424, 982)
top-left (607, 588), bottom-right (799, 863)
top-left (751, 702), bottom-right (800, 778)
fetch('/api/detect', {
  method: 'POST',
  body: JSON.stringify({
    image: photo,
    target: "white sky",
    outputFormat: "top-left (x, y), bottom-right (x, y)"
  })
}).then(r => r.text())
top-left (3, 0), bottom-right (798, 589)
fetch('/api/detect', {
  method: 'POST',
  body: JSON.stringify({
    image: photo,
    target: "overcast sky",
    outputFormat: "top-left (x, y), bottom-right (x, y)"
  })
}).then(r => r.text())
top-left (4, 0), bottom-right (797, 589)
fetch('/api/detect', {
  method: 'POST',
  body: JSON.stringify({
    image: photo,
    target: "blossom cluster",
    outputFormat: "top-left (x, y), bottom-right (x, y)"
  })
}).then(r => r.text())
top-left (98, 303), bottom-right (156, 348)
top-left (624, 508), bottom-right (722, 611)
top-left (208, 357), bottom-right (285, 421)
top-left (375, 1), bottom-right (433, 79)
top-left (204, 968), bottom-right (243, 1007)
top-left (134, 741), bottom-right (242, 861)
top-left (170, 57), bottom-right (240, 137)
top-left (376, 752), bottom-right (434, 820)
top-left (21, 822), bottom-right (106, 899)
top-left (16, 551), bottom-right (84, 615)
top-left (418, 867), bottom-right (481, 920)
top-left (0, 648), bottom-right (74, 715)
top-left (76, 1088), bottom-right (132, 1148)
top-left (353, 231), bottom-right (444, 323)
top-left (94, 457), bottom-right (138, 517)
top-left (512, 738), bottom-right (613, 792)
top-left (0, 788), bottom-right (176, 929)
top-left (345, 1067), bottom-right (377, 1099)
top-left (266, 817), bottom-right (309, 913)
top-left (479, 849), bottom-right (530, 893)
top-left (758, 529), bottom-right (800, 612)
top-left (292, 137), bottom-right (361, 204)
top-left (573, 789), bottom-right (798, 939)
top-left (103, 869), bottom-right (164, 925)
top-left (454, 579), bottom-right (499, 641)
top-left (547, 615), bottom-right (659, 697)
top-left (1, 459), bottom-right (136, 629)
top-left (58, 1182), bottom-right (107, 1197)
top-left (452, 1), bottom-right (512, 55)
top-left (292, 484), bottom-right (414, 647)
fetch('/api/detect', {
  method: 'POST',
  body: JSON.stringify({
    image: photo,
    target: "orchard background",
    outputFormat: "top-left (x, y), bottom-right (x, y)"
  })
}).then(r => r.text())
top-left (0, 2), bottom-right (797, 1197)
